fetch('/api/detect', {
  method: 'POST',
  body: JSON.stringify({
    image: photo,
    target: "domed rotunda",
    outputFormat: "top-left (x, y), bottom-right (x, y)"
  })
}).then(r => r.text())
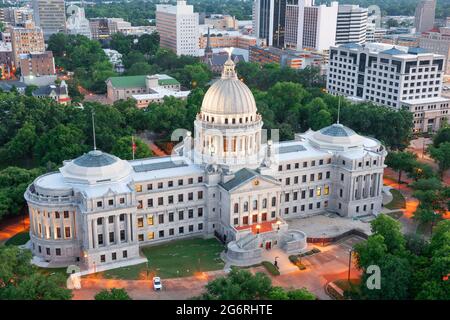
top-left (193, 56), bottom-right (263, 169)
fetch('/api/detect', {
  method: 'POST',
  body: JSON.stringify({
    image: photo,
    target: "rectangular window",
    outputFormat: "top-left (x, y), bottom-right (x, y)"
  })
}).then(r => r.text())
top-left (137, 217), bottom-right (144, 228)
top-left (123, 250), bottom-right (128, 258)
top-left (159, 230), bottom-right (164, 238)
top-left (169, 228), bottom-right (174, 236)
top-left (147, 232), bottom-right (154, 240)
top-left (98, 234), bottom-right (104, 245)
top-left (158, 182), bottom-right (163, 189)
top-left (178, 211), bottom-right (184, 220)
top-left (198, 191), bottom-right (203, 199)
top-left (198, 223), bottom-right (203, 230)
top-left (168, 180), bottom-right (173, 187)
top-left (178, 179), bottom-right (183, 186)
top-left (100, 255), bottom-right (106, 263)
top-left (120, 230), bottom-right (125, 241)
top-left (158, 197), bottom-right (163, 206)
top-left (147, 215), bottom-right (154, 226)
top-left (148, 199), bottom-right (153, 207)
top-left (188, 209), bottom-right (194, 219)
top-left (158, 214), bottom-right (164, 224)
top-left (109, 232), bottom-right (114, 243)
top-left (112, 252), bottom-right (116, 260)
top-left (168, 195), bottom-right (174, 204)
top-left (135, 185), bottom-right (142, 192)
top-left (147, 183), bottom-right (153, 190)
top-left (178, 194), bottom-right (184, 202)
top-left (179, 227), bottom-right (184, 234)
top-left (65, 227), bottom-right (71, 238)
top-left (169, 212), bottom-right (174, 222)
top-left (55, 248), bottom-right (61, 256)
top-left (64, 211), bottom-right (69, 219)
top-left (138, 234), bottom-right (144, 241)
top-left (189, 225), bottom-right (194, 232)
top-left (198, 207), bottom-right (203, 217)
top-left (188, 178), bottom-right (193, 184)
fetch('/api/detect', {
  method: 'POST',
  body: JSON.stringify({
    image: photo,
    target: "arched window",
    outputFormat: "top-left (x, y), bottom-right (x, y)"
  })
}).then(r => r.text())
top-left (253, 200), bottom-right (258, 210)
top-left (262, 198), bottom-right (267, 209)
top-left (234, 203), bottom-right (239, 214)
top-left (243, 201), bottom-right (249, 212)
top-left (225, 118), bottom-right (228, 124)
top-left (271, 197), bottom-right (276, 207)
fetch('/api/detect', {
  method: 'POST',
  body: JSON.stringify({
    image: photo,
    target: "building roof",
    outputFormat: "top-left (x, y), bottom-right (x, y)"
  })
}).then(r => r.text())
top-left (219, 168), bottom-right (278, 191)
top-left (319, 123), bottom-right (356, 137)
top-left (407, 47), bottom-right (429, 54)
top-left (209, 54), bottom-right (245, 66)
top-left (340, 43), bottom-right (362, 50)
top-left (107, 74), bottom-right (179, 88)
top-left (201, 58), bottom-right (257, 116)
top-left (380, 47), bottom-right (405, 55)
top-left (0, 80), bottom-right (27, 91)
top-left (32, 83), bottom-right (68, 97)
top-left (73, 150), bottom-right (118, 167)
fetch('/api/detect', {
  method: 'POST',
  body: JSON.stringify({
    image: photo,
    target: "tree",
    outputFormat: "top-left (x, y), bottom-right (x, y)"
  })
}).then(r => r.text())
top-left (25, 85), bottom-right (38, 97)
top-left (111, 136), bottom-right (152, 160)
top-left (0, 246), bottom-right (72, 300)
top-left (95, 288), bottom-right (131, 300)
top-left (0, 167), bottom-right (44, 220)
top-left (429, 142), bottom-right (450, 178)
top-left (0, 122), bottom-right (37, 165)
top-left (136, 32), bottom-right (160, 56)
top-left (385, 151), bottom-right (417, 184)
top-left (200, 269), bottom-right (272, 300)
top-left (407, 162), bottom-right (435, 181)
top-left (123, 50), bottom-right (147, 69)
top-left (354, 234), bottom-right (388, 269)
top-left (370, 214), bottom-right (405, 254)
top-left (432, 125), bottom-right (450, 147)
top-left (126, 62), bottom-right (157, 76)
top-left (34, 124), bottom-right (89, 165)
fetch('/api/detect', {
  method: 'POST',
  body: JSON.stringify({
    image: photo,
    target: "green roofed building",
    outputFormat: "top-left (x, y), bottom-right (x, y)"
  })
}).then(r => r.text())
top-left (106, 74), bottom-right (181, 104)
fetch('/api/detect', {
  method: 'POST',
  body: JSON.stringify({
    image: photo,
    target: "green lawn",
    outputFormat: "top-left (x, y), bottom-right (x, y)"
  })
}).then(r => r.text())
top-left (5, 231), bottom-right (30, 246)
top-left (36, 266), bottom-right (69, 277)
top-left (385, 189), bottom-right (406, 210)
top-left (332, 279), bottom-right (361, 299)
top-left (386, 211), bottom-right (403, 220)
top-left (99, 237), bottom-right (225, 280)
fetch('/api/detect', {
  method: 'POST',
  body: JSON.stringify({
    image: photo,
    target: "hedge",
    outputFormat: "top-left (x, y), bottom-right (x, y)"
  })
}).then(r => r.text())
top-left (262, 261), bottom-right (280, 276)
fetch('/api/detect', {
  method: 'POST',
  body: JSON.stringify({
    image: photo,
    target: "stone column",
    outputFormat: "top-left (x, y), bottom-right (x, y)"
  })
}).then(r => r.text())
top-left (104, 216), bottom-right (110, 246)
top-left (93, 218), bottom-right (98, 249)
top-left (115, 215), bottom-right (120, 244)
top-left (125, 214), bottom-right (132, 242)
top-left (87, 218), bottom-right (94, 249)
top-left (60, 214), bottom-right (64, 240)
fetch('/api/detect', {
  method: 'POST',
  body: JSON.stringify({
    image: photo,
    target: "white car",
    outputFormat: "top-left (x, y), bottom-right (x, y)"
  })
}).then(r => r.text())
top-left (153, 277), bottom-right (162, 291)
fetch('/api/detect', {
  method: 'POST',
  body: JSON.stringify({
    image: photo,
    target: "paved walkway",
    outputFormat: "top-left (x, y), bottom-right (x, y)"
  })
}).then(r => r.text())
top-left (72, 270), bottom-right (226, 300)
top-left (261, 247), bottom-right (298, 274)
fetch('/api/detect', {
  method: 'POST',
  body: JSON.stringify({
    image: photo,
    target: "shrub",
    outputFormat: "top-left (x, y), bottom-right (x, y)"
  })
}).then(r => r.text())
top-left (311, 247), bottom-right (321, 254)
top-left (262, 261), bottom-right (280, 276)
top-left (288, 255), bottom-right (299, 264)
top-left (297, 263), bottom-right (306, 270)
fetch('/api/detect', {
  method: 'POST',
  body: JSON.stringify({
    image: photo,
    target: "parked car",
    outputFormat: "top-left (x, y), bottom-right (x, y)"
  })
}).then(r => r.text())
top-left (153, 276), bottom-right (162, 291)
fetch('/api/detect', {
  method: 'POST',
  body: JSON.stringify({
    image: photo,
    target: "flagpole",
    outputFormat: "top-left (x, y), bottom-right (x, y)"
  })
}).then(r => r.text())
top-left (132, 135), bottom-right (135, 160)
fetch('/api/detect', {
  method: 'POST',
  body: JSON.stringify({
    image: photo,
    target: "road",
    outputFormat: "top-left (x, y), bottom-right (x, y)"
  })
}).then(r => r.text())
top-left (71, 236), bottom-right (364, 300)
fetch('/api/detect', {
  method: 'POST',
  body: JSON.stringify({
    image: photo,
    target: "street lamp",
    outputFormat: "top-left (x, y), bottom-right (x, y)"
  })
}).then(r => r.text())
top-left (347, 248), bottom-right (353, 283)
top-left (276, 220), bottom-right (281, 231)
top-left (256, 224), bottom-right (261, 235)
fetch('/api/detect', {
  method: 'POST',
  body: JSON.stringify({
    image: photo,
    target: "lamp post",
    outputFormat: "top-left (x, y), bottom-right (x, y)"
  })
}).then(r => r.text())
top-left (347, 248), bottom-right (353, 282)
top-left (256, 224), bottom-right (261, 235)
top-left (276, 220), bottom-right (281, 231)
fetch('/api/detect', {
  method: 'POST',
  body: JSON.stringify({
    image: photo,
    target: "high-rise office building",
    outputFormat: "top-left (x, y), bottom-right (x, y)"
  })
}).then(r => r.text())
top-left (32, 0), bottom-right (66, 40)
top-left (253, 0), bottom-right (288, 48)
top-left (419, 27), bottom-right (450, 75)
top-left (335, 5), bottom-right (368, 45)
top-left (10, 21), bottom-right (45, 66)
top-left (284, 0), bottom-right (312, 50)
top-left (302, 2), bottom-right (338, 52)
top-left (156, 1), bottom-right (199, 56)
top-left (414, 0), bottom-right (436, 33)
top-left (327, 43), bottom-right (450, 132)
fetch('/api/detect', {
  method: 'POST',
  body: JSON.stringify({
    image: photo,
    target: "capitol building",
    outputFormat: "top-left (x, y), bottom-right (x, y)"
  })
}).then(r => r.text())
top-left (25, 58), bottom-right (387, 269)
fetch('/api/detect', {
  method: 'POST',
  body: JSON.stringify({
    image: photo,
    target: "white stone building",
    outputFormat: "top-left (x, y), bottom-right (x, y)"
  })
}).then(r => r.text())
top-left (66, 5), bottom-right (92, 39)
top-left (25, 58), bottom-right (386, 270)
top-left (156, 0), bottom-right (199, 56)
top-left (327, 43), bottom-right (450, 132)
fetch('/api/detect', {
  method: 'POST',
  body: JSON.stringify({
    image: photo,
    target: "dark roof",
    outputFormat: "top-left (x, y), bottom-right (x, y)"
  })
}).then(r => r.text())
top-left (32, 84), bottom-right (68, 96)
top-left (133, 160), bottom-right (187, 173)
top-left (408, 47), bottom-right (429, 54)
top-left (219, 168), bottom-right (279, 191)
top-left (0, 80), bottom-right (27, 91)
top-left (209, 54), bottom-right (245, 66)
top-left (73, 150), bottom-right (118, 167)
top-left (380, 48), bottom-right (405, 55)
top-left (320, 123), bottom-right (356, 137)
